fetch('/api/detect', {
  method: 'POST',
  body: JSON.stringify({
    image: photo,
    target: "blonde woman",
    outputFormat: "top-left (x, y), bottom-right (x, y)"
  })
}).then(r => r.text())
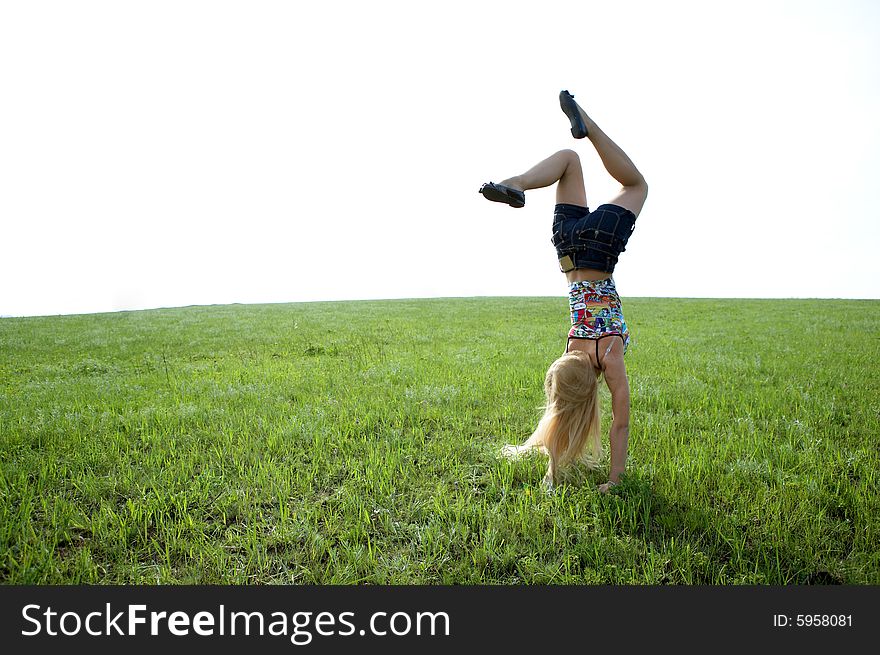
top-left (482, 91), bottom-right (648, 493)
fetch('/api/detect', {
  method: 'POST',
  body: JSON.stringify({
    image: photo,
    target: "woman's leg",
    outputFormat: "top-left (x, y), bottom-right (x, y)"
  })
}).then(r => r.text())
top-left (575, 102), bottom-right (649, 217)
top-left (500, 149), bottom-right (587, 207)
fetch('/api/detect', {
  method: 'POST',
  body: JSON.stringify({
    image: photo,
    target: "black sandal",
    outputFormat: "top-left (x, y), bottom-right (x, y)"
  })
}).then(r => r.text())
top-left (559, 90), bottom-right (588, 139)
top-left (479, 182), bottom-right (525, 208)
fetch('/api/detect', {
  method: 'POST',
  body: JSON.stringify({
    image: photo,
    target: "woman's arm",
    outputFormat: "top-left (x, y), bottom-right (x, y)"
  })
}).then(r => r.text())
top-left (599, 345), bottom-right (630, 490)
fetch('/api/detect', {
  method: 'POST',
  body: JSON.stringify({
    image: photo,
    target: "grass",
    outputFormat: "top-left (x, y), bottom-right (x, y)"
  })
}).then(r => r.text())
top-left (0, 297), bottom-right (878, 584)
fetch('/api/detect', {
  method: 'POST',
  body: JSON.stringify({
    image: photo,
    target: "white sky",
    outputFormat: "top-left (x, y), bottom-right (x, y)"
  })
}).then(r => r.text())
top-left (2, 0), bottom-right (879, 317)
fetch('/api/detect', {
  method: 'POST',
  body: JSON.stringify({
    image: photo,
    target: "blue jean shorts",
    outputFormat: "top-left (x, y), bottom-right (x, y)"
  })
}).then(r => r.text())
top-left (552, 203), bottom-right (636, 273)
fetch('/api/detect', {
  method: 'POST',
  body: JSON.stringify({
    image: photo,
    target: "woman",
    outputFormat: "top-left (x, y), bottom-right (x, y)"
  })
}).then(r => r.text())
top-left (481, 90), bottom-right (648, 493)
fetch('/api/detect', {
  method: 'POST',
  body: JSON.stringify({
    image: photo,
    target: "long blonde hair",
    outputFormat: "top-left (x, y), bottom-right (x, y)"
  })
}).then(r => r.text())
top-left (514, 350), bottom-right (602, 479)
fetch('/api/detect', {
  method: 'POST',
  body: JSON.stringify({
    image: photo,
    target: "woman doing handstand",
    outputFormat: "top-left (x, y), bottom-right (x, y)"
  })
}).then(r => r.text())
top-left (480, 90), bottom-right (648, 493)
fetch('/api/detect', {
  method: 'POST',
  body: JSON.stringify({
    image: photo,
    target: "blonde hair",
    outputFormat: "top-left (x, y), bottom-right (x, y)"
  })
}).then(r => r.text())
top-left (504, 350), bottom-right (602, 483)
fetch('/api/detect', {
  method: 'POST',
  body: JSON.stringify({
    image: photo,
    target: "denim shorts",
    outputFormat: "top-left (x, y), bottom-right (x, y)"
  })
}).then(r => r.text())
top-left (551, 203), bottom-right (636, 273)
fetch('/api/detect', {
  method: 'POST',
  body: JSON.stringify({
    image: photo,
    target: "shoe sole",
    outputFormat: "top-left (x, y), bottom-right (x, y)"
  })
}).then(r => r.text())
top-left (479, 183), bottom-right (524, 208)
top-left (559, 90), bottom-right (588, 139)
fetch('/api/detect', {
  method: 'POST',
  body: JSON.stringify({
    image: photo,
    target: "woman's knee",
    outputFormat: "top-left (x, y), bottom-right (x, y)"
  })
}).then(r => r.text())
top-left (558, 149), bottom-right (580, 164)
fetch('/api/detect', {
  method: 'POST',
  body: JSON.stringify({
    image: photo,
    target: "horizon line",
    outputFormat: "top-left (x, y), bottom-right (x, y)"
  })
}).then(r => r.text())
top-left (3, 293), bottom-right (879, 320)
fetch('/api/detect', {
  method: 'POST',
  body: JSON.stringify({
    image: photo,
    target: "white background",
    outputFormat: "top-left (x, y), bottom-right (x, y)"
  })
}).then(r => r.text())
top-left (2, 0), bottom-right (878, 317)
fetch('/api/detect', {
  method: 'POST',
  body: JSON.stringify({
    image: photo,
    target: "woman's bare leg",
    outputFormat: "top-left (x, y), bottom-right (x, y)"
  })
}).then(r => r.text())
top-left (490, 97), bottom-right (647, 212)
top-left (500, 149), bottom-right (587, 207)
top-left (576, 102), bottom-right (649, 217)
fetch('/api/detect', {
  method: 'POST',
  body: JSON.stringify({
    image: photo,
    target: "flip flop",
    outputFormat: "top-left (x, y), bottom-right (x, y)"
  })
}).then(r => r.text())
top-left (559, 90), bottom-right (588, 139)
top-left (479, 182), bottom-right (525, 208)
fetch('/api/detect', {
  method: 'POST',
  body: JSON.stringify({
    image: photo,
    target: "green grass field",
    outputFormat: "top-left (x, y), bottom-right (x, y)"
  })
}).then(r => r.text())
top-left (1, 297), bottom-right (878, 584)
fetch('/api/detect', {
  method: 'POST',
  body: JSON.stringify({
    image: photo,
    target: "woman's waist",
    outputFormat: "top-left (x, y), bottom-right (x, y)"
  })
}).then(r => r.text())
top-left (566, 268), bottom-right (611, 284)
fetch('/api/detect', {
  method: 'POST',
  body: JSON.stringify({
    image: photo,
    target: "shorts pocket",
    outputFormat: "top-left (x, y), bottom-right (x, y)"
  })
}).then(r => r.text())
top-left (551, 218), bottom-right (577, 250)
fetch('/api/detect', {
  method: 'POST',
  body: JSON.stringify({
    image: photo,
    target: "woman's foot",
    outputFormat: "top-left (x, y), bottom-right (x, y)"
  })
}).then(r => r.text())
top-left (479, 181), bottom-right (525, 208)
top-left (559, 90), bottom-right (589, 139)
